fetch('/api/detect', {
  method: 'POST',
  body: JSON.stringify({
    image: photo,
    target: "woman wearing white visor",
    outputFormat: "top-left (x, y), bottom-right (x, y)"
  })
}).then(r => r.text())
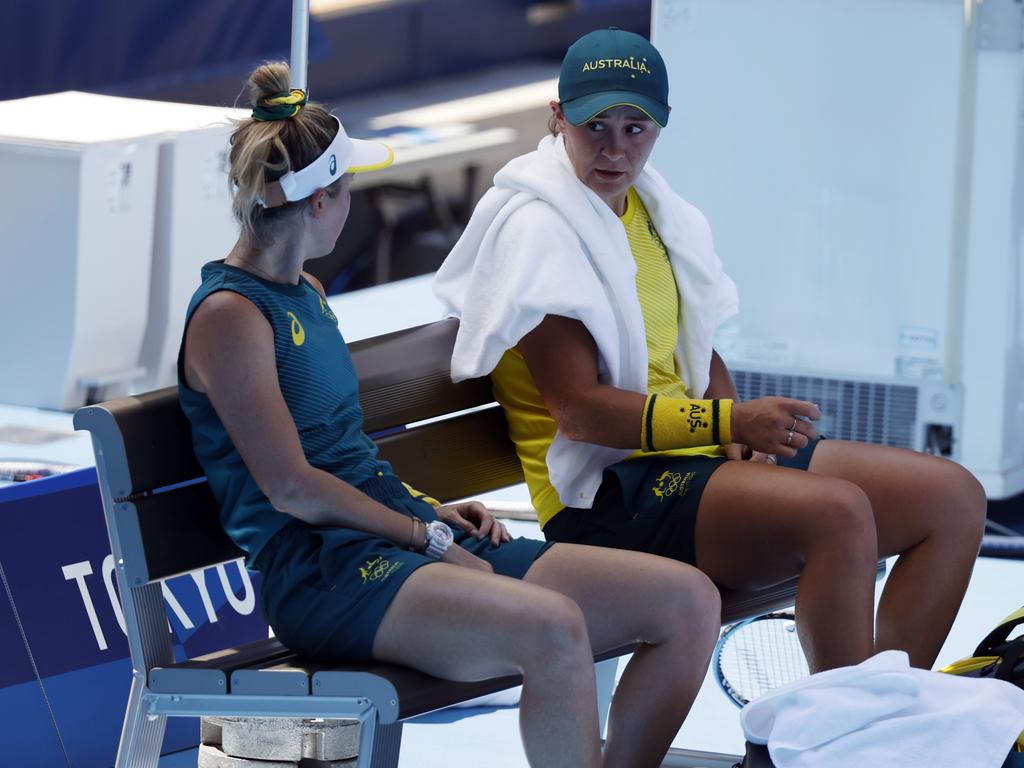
top-left (177, 61), bottom-right (722, 768)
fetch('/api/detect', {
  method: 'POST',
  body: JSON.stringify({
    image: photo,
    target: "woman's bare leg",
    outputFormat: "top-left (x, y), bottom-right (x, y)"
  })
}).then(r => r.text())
top-left (372, 562), bottom-right (601, 768)
top-left (524, 544), bottom-right (721, 768)
top-left (806, 440), bottom-right (986, 667)
top-left (695, 461), bottom-right (879, 671)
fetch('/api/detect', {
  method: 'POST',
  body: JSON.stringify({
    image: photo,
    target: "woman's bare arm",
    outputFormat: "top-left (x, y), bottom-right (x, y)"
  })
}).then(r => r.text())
top-left (517, 315), bottom-right (647, 447)
top-left (516, 314), bottom-right (820, 457)
top-left (184, 291), bottom-right (419, 544)
top-left (704, 349), bottom-right (740, 400)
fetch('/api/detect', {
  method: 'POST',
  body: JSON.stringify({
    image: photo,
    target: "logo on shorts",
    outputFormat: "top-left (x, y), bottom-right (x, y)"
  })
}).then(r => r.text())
top-left (651, 470), bottom-right (696, 502)
top-left (359, 556), bottom-right (404, 584)
top-left (286, 311), bottom-right (305, 346)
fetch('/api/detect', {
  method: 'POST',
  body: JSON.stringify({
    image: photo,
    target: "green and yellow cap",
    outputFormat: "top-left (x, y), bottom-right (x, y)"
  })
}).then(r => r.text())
top-left (558, 28), bottom-right (670, 128)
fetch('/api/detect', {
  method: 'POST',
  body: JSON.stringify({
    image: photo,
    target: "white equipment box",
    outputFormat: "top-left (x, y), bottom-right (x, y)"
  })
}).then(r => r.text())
top-left (134, 102), bottom-right (244, 392)
top-left (652, 0), bottom-right (1024, 497)
top-left (0, 93), bottom-right (160, 410)
top-left (0, 92), bottom-right (242, 409)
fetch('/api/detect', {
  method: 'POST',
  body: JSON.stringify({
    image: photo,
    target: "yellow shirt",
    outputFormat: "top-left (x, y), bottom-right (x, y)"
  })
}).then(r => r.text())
top-left (491, 188), bottom-right (723, 527)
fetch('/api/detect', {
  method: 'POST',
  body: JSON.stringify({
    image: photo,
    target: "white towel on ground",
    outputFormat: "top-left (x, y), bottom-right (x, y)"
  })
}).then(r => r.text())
top-left (433, 134), bottom-right (738, 509)
top-left (741, 649), bottom-right (1024, 768)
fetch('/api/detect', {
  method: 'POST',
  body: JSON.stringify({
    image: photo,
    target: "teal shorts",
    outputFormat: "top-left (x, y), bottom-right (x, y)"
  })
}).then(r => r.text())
top-left (544, 437), bottom-right (823, 566)
top-left (255, 475), bottom-right (552, 662)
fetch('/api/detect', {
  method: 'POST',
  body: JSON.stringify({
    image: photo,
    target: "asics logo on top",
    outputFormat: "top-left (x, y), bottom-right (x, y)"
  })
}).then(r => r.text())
top-left (286, 312), bottom-right (305, 346)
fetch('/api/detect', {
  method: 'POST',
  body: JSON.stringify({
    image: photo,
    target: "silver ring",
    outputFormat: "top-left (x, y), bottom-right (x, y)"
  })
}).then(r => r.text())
top-left (790, 417), bottom-right (798, 431)
top-left (766, 455), bottom-right (778, 465)
top-left (786, 430), bottom-right (794, 446)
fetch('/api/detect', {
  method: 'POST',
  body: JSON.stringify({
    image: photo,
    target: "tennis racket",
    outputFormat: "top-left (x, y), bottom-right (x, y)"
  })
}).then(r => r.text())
top-left (714, 610), bottom-right (809, 707)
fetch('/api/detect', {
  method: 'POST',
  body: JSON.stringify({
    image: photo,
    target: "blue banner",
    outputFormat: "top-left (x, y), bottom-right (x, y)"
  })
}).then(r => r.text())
top-left (3, 0), bottom-right (297, 100)
top-left (0, 469), bottom-right (269, 766)
top-left (0, 566), bottom-right (69, 766)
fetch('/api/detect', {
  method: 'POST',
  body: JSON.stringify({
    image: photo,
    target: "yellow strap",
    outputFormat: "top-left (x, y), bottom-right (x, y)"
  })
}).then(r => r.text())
top-left (938, 655), bottom-right (1001, 675)
top-left (401, 482), bottom-right (441, 508)
top-left (998, 606), bottom-right (1024, 627)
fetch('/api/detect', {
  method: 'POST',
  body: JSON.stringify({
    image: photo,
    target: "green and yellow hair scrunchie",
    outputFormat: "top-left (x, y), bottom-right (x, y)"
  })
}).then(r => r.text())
top-left (252, 89), bottom-right (307, 121)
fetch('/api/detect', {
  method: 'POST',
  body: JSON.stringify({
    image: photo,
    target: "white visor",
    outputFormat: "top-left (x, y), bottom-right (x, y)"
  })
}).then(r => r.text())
top-left (261, 115), bottom-right (393, 208)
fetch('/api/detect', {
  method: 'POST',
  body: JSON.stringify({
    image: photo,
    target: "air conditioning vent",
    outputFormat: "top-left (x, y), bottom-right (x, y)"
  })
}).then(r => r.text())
top-left (732, 371), bottom-right (919, 449)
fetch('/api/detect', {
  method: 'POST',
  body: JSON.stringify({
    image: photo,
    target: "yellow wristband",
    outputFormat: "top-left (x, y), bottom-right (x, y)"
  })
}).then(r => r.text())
top-left (640, 395), bottom-right (733, 452)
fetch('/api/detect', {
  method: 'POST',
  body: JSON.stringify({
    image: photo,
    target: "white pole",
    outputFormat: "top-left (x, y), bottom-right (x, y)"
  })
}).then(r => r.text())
top-left (944, 0), bottom-right (978, 388)
top-left (290, 0), bottom-right (310, 91)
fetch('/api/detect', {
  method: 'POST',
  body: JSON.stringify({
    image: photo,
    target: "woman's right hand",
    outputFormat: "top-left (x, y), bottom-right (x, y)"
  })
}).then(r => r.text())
top-left (440, 544), bottom-right (494, 573)
top-left (731, 397), bottom-right (821, 459)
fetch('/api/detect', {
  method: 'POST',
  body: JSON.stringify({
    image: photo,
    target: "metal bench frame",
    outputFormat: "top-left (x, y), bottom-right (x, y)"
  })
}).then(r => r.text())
top-left (75, 319), bottom-right (814, 768)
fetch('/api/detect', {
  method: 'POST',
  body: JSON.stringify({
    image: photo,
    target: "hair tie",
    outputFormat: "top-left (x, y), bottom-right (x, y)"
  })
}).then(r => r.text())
top-left (252, 89), bottom-right (308, 121)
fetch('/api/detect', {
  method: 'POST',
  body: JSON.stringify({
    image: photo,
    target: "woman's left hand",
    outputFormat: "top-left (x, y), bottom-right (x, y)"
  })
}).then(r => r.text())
top-left (724, 443), bottom-right (750, 461)
top-left (725, 444), bottom-right (777, 465)
top-left (436, 501), bottom-right (512, 548)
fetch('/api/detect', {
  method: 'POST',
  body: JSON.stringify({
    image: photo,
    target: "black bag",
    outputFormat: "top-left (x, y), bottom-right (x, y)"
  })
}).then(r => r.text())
top-left (940, 606), bottom-right (1024, 763)
top-left (940, 607), bottom-right (1024, 688)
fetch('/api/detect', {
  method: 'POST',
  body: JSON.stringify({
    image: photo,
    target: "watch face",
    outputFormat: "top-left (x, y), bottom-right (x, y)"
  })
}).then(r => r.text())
top-left (428, 521), bottom-right (454, 546)
top-left (424, 521), bottom-right (454, 560)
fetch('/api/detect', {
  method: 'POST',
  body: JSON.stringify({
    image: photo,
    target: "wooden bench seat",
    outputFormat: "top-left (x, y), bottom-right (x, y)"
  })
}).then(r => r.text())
top-left (74, 318), bottom-right (817, 768)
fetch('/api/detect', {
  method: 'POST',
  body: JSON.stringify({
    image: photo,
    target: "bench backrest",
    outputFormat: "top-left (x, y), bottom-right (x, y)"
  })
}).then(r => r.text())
top-left (73, 318), bottom-right (521, 586)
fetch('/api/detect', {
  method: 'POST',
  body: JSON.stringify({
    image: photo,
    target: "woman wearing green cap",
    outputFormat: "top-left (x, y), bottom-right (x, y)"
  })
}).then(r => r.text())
top-left (435, 28), bottom-right (985, 674)
top-left (179, 60), bottom-right (724, 768)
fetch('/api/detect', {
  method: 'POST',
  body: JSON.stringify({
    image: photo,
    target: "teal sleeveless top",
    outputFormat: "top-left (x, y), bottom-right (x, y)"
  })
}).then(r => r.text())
top-left (178, 261), bottom-right (393, 563)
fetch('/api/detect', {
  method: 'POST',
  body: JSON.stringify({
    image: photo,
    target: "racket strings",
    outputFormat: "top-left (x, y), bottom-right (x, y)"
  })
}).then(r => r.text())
top-left (718, 614), bottom-right (809, 706)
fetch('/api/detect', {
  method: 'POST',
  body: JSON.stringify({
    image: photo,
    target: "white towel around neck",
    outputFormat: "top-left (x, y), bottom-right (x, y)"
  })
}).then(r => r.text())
top-left (433, 134), bottom-right (738, 509)
top-left (741, 650), bottom-right (1024, 768)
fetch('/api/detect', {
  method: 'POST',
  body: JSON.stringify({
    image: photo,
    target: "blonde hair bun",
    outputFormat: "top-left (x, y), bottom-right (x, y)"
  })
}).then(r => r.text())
top-left (228, 62), bottom-right (339, 245)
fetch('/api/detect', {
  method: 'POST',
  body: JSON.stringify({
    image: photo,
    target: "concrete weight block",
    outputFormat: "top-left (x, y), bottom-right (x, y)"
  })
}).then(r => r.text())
top-left (300, 718), bottom-right (360, 761)
top-left (219, 717), bottom-right (360, 761)
top-left (201, 716), bottom-right (233, 746)
top-left (197, 743), bottom-right (296, 768)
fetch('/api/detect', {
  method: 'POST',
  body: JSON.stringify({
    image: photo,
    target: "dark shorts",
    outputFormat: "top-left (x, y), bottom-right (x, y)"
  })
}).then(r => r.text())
top-left (255, 476), bottom-right (552, 663)
top-left (543, 438), bottom-right (823, 566)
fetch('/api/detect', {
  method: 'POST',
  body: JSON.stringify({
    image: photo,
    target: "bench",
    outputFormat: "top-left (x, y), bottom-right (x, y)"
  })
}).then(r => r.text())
top-left (74, 318), bottom-right (820, 768)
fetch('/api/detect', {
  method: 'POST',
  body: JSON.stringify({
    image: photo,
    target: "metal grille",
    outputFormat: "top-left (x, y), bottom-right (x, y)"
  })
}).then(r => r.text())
top-left (732, 371), bottom-right (919, 449)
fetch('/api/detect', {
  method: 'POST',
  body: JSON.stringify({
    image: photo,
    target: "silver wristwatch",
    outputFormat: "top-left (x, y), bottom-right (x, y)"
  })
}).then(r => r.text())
top-left (423, 520), bottom-right (455, 560)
